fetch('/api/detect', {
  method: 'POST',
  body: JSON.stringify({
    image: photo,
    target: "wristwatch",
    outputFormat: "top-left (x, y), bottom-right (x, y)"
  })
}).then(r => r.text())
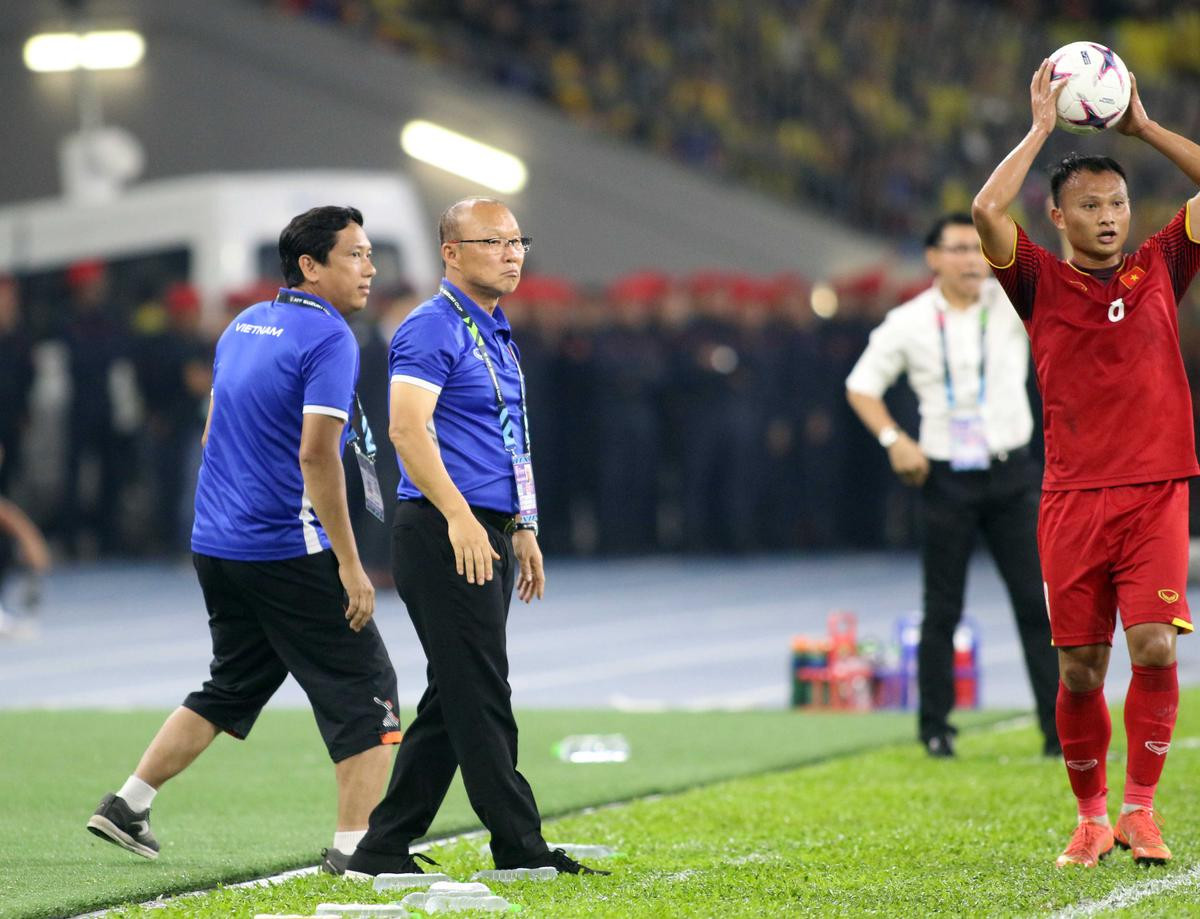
top-left (877, 425), bottom-right (901, 449)
top-left (512, 519), bottom-right (539, 537)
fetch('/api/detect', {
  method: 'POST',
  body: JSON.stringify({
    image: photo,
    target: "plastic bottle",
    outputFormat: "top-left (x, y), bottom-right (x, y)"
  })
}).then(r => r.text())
top-left (372, 871), bottom-right (453, 890)
top-left (471, 866), bottom-right (558, 882)
top-left (315, 904), bottom-right (406, 917)
top-left (553, 734), bottom-right (630, 763)
top-left (400, 888), bottom-right (511, 913)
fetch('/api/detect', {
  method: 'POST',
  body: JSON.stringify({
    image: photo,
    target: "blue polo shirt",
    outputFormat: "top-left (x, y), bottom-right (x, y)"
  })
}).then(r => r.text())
top-left (192, 289), bottom-right (359, 560)
top-left (390, 280), bottom-right (527, 514)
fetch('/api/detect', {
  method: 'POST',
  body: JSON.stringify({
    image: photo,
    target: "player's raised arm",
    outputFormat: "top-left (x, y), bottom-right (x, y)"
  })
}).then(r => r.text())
top-left (1116, 73), bottom-right (1200, 227)
top-left (973, 59), bottom-right (1065, 265)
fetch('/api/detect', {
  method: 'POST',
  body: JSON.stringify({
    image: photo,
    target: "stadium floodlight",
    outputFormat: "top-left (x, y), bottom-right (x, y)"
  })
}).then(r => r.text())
top-left (23, 30), bottom-right (145, 73)
top-left (400, 119), bottom-right (527, 194)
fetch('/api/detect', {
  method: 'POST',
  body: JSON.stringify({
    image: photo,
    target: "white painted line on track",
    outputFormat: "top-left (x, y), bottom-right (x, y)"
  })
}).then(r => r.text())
top-left (1048, 863), bottom-right (1200, 918)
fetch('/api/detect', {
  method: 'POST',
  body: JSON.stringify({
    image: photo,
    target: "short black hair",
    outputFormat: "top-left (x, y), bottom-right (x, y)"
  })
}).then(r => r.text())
top-left (924, 212), bottom-right (974, 249)
top-left (1049, 153), bottom-right (1127, 206)
top-left (278, 206), bottom-right (364, 288)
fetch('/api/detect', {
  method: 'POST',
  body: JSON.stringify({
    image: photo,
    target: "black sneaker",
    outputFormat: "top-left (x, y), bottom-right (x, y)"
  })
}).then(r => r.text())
top-left (344, 848), bottom-right (439, 877)
top-left (524, 847), bottom-right (611, 876)
top-left (923, 734), bottom-right (955, 758)
top-left (320, 847), bottom-right (350, 875)
top-left (86, 793), bottom-right (159, 859)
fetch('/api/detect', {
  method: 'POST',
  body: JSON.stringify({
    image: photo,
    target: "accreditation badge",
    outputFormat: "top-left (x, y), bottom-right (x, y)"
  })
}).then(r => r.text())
top-left (511, 452), bottom-right (539, 522)
top-left (354, 446), bottom-right (387, 522)
top-left (948, 412), bottom-right (990, 471)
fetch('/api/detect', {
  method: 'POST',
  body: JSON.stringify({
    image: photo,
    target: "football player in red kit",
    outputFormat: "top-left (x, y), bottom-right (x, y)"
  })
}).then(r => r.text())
top-left (973, 60), bottom-right (1200, 869)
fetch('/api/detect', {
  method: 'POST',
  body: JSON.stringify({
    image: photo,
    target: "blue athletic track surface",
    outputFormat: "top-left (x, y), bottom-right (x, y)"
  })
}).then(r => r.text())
top-left (2, 553), bottom-right (1195, 714)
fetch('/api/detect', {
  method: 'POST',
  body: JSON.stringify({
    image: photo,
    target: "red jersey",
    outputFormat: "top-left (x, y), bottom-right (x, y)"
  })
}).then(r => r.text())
top-left (990, 205), bottom-right (1200, 490)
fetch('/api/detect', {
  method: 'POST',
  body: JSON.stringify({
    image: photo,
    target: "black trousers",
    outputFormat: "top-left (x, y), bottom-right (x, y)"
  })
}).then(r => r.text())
top-left (353, 499), bottom-right (548, 869)
top-left (918, 451), bottom-right (1058, 745)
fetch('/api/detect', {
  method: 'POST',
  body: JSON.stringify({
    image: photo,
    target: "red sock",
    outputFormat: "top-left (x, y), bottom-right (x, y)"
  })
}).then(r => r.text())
top-left (1057, 682), bottom-right (1110, 818)
top-left (1123, 663), bottom-right (1179, 808)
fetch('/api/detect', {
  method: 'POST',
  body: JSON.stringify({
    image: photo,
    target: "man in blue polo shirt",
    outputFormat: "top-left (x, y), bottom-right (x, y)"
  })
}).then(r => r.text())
top-left (347, 197), bottom-right (606, 878)
top-left (86, 206), bottom-right (400, 871)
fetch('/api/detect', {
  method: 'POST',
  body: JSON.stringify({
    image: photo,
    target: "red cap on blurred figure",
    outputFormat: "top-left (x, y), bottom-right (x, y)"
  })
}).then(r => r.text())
top-left (226, 280), bottom-right (280, 312)
top-left (608, 271), bottom-right (669, 304)
top-left (685, 270), bottom-right (736, 298)
top-left (767, 272), bottom-right (810, 304)
top-left (66, 259), bottom-right (106, 289)
top-left (833, 267), bottom-right (887, 299)
top-left (165, 282), bottom-right (201, 318)
top-left (513, 274), bottom-right (578, 309)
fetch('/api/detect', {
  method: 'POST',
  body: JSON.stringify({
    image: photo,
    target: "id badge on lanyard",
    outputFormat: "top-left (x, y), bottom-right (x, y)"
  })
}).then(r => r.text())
top-left (354, 446), bottom-right (386, 522)
top-left (512, 451), bottom-right (538, 521)
top-left (939, 306), bottom-right (990, 472)
top-left (948, 412), bottom-right (990, 471)
top-left (349, 392), bottom-right (386, 522)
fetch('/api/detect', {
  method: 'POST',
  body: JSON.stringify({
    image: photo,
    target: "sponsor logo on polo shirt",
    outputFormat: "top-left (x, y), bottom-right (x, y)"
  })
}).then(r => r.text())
top-left (235, 322), bottom-right (284, 337)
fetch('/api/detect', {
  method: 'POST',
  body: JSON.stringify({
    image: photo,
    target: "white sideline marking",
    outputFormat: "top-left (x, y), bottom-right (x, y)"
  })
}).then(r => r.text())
top-left (1048, 864), bottom-right (1200, 918)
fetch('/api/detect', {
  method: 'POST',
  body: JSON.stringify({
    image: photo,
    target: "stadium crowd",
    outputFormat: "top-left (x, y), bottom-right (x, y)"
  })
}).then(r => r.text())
top-left (6, 253), bottom-right (1200, 565)
top-left (0, 259), bottom-right (935, 563)
top-left (265, 0), bottom-right (1200, 244)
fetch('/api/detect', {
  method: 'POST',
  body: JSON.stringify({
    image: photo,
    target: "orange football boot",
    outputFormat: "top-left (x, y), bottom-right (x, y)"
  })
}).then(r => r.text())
top-left (1055, 820), bottom-right (1115, 868)
top-left (1114, 809), bottom-right (1171, 865)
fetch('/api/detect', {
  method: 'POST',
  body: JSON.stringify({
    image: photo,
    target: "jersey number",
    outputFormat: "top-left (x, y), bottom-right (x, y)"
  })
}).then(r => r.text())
top-left (1108, 298), bottom-right (1125, 323)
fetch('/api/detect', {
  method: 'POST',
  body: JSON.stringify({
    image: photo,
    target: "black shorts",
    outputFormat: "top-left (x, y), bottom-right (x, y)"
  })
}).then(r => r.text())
top-left (184, 551), bottom-right (400, 763)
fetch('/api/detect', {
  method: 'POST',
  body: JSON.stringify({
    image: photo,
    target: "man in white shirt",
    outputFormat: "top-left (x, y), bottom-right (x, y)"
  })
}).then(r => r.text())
top-left (846, 213), bottom-right (1058, 758)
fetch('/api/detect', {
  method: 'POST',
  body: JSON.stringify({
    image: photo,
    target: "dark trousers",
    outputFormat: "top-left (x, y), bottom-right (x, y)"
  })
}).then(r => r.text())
top-left (354, 499), bottom-right (548, 869)
top-left (918, 451), bottom-right (1058, 745)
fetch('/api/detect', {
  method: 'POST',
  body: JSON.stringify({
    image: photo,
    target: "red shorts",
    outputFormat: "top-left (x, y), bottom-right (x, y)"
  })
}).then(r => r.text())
top-left (1039, 479), bottom-right (1194, 647)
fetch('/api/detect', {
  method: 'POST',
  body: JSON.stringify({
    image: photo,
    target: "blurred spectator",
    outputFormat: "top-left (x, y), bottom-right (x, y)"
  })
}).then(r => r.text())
top-left (60, 260), bottom-right (134, 557)
top-left (0, 276), bottom-right (35, 497)
top-left (348, 281), bottom-right (421, 579)
top-left (133, 282), bottom-right (213, 555)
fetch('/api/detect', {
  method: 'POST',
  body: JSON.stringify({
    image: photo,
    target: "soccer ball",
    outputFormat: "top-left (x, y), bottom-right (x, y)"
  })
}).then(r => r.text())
top-left (1050, 41), bottom-right (1131, 134)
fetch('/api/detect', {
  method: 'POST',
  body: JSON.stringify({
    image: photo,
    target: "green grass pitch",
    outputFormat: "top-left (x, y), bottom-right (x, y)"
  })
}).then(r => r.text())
top-left (4, 696), bottom-right (1199, 917)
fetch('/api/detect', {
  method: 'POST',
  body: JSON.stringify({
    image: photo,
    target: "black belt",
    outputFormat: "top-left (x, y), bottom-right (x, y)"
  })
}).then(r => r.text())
top-left (407, 498), bottom-right (515, 533)
top-left (989, 445), bottom-right (1031, 464)
top-left (930, 445), bottom-right (1032, 470)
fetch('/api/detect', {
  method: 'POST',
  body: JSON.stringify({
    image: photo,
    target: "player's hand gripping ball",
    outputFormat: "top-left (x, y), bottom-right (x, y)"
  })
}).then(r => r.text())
top-left (1049, 41), bottom-right (1131, 134)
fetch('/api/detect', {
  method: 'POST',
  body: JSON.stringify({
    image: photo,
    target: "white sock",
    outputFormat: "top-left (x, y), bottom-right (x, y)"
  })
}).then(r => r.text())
top-left (1120, 803), bottom-right (1147, 815)
top-left (334, 829), bottom-right (367, 854)
top-left (117, 775), bottom-right (158, 812)
top-left (1079, 814), bottom-right (1110, 826)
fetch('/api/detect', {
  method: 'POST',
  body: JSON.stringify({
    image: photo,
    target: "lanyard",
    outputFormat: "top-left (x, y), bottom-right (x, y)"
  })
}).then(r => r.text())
top-left (439, 285), bottom-right (531, 456)
top-left (274, 288), bottom-right (376, 459)
top-left (936, 305), bottom-right (988, 410)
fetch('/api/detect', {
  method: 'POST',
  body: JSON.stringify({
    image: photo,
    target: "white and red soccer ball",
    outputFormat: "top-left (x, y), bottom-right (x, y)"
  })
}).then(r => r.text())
top-left (1050, 41), bottom-right (1131, 135)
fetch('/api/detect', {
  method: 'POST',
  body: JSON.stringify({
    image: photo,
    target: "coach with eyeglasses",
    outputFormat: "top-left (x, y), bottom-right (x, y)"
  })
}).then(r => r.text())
top-left (347, 197), bottom-right (607, 878)
top-left (845, 213), bottom-right (1059, 760)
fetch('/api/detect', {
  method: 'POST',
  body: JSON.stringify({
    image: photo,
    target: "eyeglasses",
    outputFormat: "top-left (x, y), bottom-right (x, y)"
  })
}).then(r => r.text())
top-left (449, 237), bottom-right (533, 253)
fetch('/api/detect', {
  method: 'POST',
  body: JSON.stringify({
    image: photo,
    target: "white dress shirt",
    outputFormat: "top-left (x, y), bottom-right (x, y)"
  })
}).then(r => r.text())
top-left (845, 278), bottom-right (1033, 461)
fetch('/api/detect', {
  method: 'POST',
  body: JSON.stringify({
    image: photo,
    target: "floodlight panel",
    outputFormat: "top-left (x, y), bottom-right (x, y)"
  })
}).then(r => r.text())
top-left (400, 120), bottom-right (527, 194)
